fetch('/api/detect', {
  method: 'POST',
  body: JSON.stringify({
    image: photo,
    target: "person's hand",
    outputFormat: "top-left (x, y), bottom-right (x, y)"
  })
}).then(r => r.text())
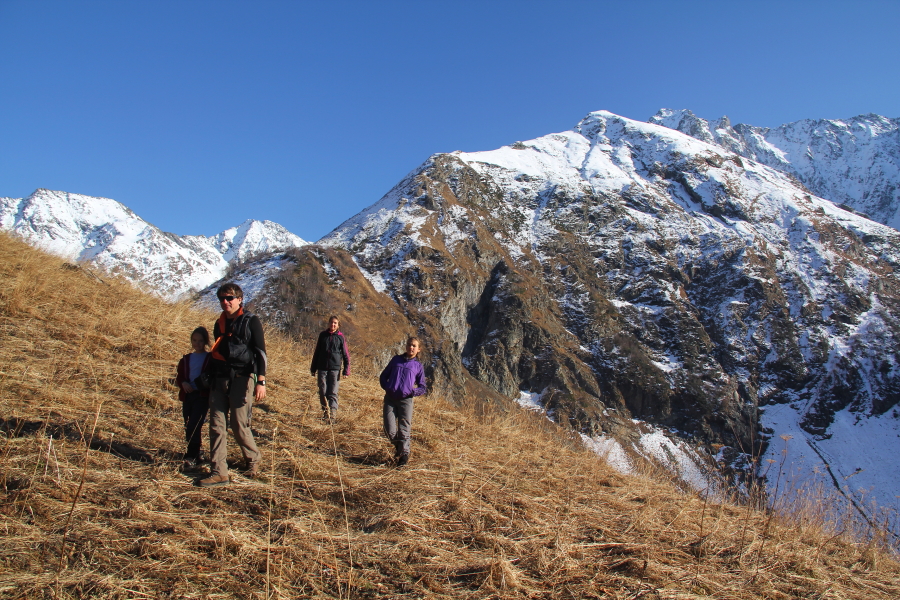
top-left (255, 383), bottom-right (267, 402)
top-left (181, 382), bottom-right (193, 393)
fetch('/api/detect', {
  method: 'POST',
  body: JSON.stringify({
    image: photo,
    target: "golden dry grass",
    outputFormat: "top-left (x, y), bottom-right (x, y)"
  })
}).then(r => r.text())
top-left (1, 231), bottom-right (898, 599)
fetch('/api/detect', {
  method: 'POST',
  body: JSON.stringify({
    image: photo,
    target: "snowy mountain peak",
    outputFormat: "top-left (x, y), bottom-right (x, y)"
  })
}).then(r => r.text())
top-left (0, 189), bottom-right (308, 298)
top-left (210, 219), bottom-right (308, 263)
top-left (649, 108), bottom-right (734, 145)
top-left (1, 189), bottom-right (158, 260)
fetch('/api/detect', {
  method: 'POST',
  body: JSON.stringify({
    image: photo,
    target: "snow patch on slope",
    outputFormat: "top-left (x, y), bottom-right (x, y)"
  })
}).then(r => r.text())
top-left (760, 403), bottom-right (900, 527)
top-left (581, 435), bottom-right (634, 475)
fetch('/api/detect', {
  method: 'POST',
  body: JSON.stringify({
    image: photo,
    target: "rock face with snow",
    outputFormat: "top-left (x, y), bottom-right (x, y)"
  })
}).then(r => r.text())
top-left (0, 189), bottom-right (308, 298)
top-left (321, 110), bottom-right (900, 514)
top-left (649, 109), bottom-right (900, 229)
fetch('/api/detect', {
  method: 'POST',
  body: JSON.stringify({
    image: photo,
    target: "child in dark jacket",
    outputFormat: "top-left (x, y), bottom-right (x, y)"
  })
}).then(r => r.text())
top-left (174, 327), bottom-right (211, 471)
top-left (380, 336), bottom-right (427, 467)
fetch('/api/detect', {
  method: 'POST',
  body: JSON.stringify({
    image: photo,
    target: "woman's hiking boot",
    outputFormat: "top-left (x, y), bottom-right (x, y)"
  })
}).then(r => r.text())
top-left (396, 453), bottom-right (409, 468)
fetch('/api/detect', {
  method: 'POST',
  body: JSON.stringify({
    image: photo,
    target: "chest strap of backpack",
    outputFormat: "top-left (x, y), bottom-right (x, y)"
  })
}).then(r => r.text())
top-left (210, 307), bottom-right (244, 362)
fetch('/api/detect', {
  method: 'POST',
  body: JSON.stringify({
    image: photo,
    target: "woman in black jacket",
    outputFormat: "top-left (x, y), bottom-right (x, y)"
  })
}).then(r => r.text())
top-left (310, 315), bottom-right (350, 421)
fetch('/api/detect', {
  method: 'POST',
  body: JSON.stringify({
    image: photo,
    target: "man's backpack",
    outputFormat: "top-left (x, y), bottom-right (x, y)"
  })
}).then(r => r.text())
top-left (219, 312), bottom-right (256, 371)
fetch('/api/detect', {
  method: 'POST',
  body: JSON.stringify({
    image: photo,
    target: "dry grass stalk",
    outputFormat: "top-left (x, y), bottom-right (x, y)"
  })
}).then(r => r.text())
top-left (56, 403), bottom-right (102, 575)
top-left (1, 231), bottom-right (899, 599)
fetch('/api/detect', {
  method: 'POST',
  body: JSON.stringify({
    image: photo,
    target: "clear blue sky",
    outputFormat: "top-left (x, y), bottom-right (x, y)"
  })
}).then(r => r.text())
top-left (2, 0), bottom-right (898, 241)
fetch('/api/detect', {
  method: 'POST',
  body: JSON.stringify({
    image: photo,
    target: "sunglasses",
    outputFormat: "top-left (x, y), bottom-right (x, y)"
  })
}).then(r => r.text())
top-left (218, 295), bottom-right (238, 302)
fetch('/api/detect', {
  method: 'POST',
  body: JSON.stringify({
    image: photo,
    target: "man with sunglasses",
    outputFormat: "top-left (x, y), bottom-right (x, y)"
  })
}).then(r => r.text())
top-left (195, 282), bottom-right (266, 487)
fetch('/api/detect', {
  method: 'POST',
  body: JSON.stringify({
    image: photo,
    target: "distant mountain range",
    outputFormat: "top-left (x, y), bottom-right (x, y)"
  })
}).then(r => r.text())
top-left (650, 109), bottom-right (900, 228)
top-left (4, 108), bottom-right (900, 526)
top-left (0, 189), bottom-right (308, 298)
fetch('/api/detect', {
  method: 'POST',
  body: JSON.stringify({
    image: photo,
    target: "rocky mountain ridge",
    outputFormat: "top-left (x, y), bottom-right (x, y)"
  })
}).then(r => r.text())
top-left (0, 188), bottom-right (308, 298)
top-left (649, 108), bottom-right (900, 229)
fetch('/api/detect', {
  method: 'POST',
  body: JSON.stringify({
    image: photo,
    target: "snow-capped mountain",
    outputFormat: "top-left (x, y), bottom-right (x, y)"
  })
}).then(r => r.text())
top-left (649, 109), bottom-right (900, 229)
top-left (321, 110), bottom-right (900, 520)
top-left (0, 189), bottom-right (308, 298)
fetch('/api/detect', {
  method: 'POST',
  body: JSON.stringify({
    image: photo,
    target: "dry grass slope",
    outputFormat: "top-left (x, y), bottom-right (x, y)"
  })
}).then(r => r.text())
top-left (0, 232), bottom-right (898, 599)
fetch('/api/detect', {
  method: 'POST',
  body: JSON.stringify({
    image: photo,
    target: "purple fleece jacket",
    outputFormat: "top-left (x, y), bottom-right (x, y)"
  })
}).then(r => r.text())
top-left (380, 354), bottom-right (427, 400)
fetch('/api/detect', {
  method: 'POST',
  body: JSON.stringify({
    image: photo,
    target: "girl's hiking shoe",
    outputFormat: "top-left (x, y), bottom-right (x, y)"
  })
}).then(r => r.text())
top-left (396, 453), bottom-right (409, 467)
top-left (195, 474), bottom-right (229, 487)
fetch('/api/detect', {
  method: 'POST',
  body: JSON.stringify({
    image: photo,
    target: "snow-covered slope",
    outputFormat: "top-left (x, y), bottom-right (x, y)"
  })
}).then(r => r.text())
top-left (322, 110), bottom-right (900, 522)
top-left (649, 109), bottom-right (900, 229)
top-left (0, 189), bottom-right (308, 298)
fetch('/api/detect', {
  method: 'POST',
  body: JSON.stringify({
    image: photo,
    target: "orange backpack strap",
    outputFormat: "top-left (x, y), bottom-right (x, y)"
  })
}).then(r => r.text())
top-left (210, 308), bottom-right (243, 361)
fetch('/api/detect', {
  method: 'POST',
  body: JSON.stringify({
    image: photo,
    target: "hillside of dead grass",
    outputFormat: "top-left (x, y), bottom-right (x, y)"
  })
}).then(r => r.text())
top-left (0, 231), bottom-right (898, 599)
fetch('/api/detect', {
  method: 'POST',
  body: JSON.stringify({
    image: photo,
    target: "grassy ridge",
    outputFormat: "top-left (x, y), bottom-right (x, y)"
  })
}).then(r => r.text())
top-left (1, 232), bottom-right (898, 599)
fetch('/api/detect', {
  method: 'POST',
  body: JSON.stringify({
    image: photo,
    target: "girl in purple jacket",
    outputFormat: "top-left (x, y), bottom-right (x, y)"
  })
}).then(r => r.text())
top-left (380, 336), bottom-right (427, 467)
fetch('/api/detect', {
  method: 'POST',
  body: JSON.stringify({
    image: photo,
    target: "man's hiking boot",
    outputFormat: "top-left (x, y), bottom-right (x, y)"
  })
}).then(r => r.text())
top-left (181, 458), bottom-right (201, 472)
top-left (240, 459), bottom-right (260, 479)
top-left (396, 453), bottom-right (409, 468)
top-left (195, 473), bottom-right (229, 487)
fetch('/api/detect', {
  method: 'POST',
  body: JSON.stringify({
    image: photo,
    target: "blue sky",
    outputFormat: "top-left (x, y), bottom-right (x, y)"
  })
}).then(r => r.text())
top-left (2, 0), bottom-right (898, 241)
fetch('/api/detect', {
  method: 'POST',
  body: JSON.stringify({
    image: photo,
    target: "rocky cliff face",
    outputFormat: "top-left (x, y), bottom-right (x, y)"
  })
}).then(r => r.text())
top-left (321, 111), bottom-right (900, 479)
top-left (649, 109), bottom-right (900, 229)
top-left (0, 189), bottom-right (308, 298)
